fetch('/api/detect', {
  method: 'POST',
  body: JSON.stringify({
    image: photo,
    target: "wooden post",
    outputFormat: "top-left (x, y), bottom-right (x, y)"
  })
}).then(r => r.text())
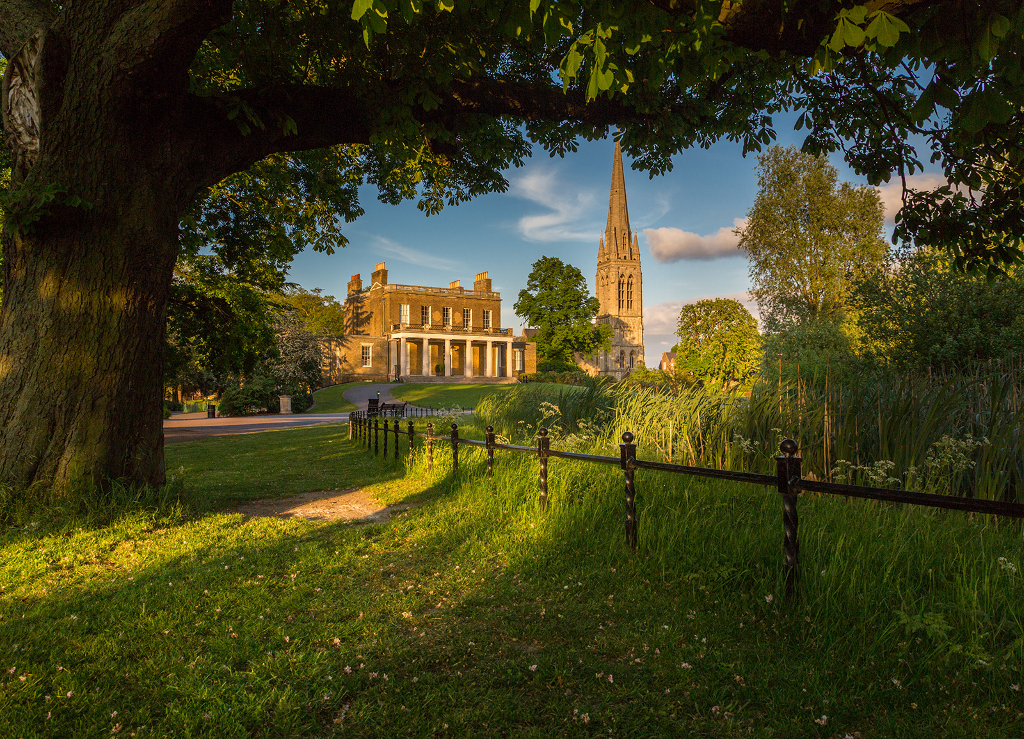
top-left (777, 439), bottom-right (801, 598)
top-left (537, 427), bottom-right (550, 510)
top-left (486, 425), bottom-right (495, 478)
top-left (374, 418), bottom-right (379, 456)
top-left (383, 419), bottom-right (389, 457)
top-left (349, 412), bottom-right (354, 441)
top-left (451, 423), bottom-right (459, 473)
top-left (427, 422), bottom-right (434, 472)
top-left (620, 431), bottom-right (638, 550)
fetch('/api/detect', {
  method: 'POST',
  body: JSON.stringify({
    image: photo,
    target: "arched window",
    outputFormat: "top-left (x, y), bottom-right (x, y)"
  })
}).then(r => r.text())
top-left (618, 351), bottom-right (625, 369)
top-left (626, 276), bottom-right (633, 310)
top-left (629, 351), bottom-right (635, 369)
top-left (617, 275), bottom-right (624, 311)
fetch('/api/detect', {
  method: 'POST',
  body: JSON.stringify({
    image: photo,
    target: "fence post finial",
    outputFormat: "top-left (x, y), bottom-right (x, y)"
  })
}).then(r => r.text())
top-left (777, 439), bottom-right (801, 599)
top-left (621, 431), bottom-right (638, 550)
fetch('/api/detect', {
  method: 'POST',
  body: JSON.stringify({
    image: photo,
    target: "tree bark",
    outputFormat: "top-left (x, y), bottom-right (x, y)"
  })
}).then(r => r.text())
top-left (0, 187), bottom-right (180, 490)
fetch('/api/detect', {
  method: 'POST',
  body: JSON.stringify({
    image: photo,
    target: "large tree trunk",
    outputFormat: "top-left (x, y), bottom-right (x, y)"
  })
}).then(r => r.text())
top-left (0, 191), bottom-right (179, 490)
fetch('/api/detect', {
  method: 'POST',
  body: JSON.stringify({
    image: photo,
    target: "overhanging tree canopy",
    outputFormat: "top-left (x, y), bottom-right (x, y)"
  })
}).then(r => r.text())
top-left (1, 0), bottom-right (1022, 491)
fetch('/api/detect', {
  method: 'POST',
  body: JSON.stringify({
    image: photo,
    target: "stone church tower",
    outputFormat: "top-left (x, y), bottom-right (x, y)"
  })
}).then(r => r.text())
top-left (578, 141), bottom-right (645, 378)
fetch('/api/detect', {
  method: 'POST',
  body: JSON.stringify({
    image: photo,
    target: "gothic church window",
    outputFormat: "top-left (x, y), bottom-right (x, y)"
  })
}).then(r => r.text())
top-left (617, 275), bottom-right (624, 311)
top-left (626, 276), bottom-right (633, 310)
top-left (618, 351), bottom-right (624, 369)
top-left (629, 351), bottom-right (635, 369)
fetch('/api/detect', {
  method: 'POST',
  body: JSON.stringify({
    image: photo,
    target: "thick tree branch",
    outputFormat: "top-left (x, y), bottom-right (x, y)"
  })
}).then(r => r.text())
top-left (646, 0), bottom-right (943, 56)
top-left (104, 0), bottom-right (232, 85)
top-left (177, 76), bottom-right (685, 197)
top-left (0, 0), bottom-right (54, 58)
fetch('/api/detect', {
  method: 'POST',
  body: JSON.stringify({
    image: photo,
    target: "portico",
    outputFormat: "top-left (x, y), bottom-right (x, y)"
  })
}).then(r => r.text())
top-left (393, 332), bottom-right (516, 379)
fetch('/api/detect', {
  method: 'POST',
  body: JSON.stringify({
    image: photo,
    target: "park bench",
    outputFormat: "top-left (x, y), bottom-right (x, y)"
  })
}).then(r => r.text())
top-left (378, 402), bottom-right (407, 418)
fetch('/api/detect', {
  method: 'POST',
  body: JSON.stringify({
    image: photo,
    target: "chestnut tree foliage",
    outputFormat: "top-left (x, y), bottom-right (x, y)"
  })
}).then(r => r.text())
top-left (1, 0), bottom-right (1023, 491)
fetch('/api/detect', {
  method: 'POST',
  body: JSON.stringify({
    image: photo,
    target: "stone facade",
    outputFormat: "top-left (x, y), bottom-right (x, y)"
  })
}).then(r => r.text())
top-left (323, 263), bottom-right (537, 385)
top-left (577, 141), bottom-right (645, 379)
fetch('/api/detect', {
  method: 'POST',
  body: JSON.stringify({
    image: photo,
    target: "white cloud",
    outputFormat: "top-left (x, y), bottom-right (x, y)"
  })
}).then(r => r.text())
top-left (508, 168), bottom-right (598, 242)
top-left (644, 218), bottom-right (747, 262)
top-left (370, 236), bottom-right (461, 271)
top-left (875, 173), bottom-right (953, 224)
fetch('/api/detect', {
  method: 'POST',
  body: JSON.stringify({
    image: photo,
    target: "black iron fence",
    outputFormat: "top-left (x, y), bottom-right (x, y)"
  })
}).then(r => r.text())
top-left (347, 411), bottom-right (1024, 597)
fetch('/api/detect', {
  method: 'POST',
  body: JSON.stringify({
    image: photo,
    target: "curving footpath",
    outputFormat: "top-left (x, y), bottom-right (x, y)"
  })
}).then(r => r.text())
top-left (162, 384), bottom-right (412, 445)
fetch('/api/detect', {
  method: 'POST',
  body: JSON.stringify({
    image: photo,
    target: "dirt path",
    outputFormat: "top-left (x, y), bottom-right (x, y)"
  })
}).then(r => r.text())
top-left (233, 487), bottom-right (414, 523)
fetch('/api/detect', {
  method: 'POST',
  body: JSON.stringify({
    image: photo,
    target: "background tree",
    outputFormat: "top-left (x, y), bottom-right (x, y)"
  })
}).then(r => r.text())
top-left (853, 246), bottom-right (1024, 369)
top-left (739, 146), bottom-right (888, 332)
top-left (514, 256), bottom-right (612, 368)
top-left (674, 299), bottom-right (761, 386)
top-left (276, 287), bottom-right (347, 338)
top-left (2, 0), bottom-right (1022, 492)
top-left (267, 312), bottom-right (329, 394)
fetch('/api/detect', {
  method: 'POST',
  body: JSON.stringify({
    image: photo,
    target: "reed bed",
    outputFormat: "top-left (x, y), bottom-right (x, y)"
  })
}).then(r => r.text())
top-left (477, 364), bottom-right (1024, 502)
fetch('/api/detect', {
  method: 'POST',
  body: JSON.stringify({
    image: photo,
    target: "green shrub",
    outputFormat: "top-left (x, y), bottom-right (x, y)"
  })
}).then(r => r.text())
top-left (217, 375), bottom-right (278, 416)
top-left (518, 369), bottom-right (590, 385)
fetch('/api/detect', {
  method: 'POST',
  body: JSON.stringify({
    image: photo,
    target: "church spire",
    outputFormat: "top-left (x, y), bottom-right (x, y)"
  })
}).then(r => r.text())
top-left (605, 139), bottom-right (631, 259)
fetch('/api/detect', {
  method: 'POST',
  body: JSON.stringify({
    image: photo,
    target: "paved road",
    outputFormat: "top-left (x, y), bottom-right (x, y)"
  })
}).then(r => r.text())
top-left (163, 383), bottom-right (446, 445)
top-left (163, 411), bottom-right (352, 445)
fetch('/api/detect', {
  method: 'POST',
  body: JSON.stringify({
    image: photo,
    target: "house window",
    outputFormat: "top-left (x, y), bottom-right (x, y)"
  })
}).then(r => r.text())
top-left (626, 276), bottom-right (633, 310)
top-left (421, 305), bottom-right (431, 326)
top-left (482, 310), bottom-right (492, 329)
top-left (443, 307), bottom-right (452, 327)
top-left (400, 303), bottom-right (410, 324)
top-left (514, 349), bottom-right (524, 372)
top-left (463, 308), bottom-right (472, 328)
top-left (361, 345), bottom-right (371, 368)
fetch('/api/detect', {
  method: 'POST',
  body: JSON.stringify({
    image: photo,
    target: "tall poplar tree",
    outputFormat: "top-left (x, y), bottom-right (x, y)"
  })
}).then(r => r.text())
top-left (738, 146), bottom-right (888, 332)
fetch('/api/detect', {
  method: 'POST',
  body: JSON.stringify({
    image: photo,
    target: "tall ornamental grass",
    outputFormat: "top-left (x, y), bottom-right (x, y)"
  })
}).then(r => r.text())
top-left (477, 364), bottom-right (1024, 502)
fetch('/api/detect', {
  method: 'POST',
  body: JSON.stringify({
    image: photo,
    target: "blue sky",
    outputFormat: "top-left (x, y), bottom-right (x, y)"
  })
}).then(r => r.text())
top-left (287, 117), bottom-right (933, 363)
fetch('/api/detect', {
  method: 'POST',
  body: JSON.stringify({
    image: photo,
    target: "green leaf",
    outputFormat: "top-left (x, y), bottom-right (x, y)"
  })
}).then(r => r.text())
top-left (436, 0), bottom-right (454, 11)
top-left (840, 18), bottom-right (866, 47)
top-left (865, 11), bottom-right (908, 48)
top-left (990, 13), bottom-right (1011, 38)
top-left (351, 0), bottom-right (374, 21)
top-left (530, 0), bottom-right (542, 16)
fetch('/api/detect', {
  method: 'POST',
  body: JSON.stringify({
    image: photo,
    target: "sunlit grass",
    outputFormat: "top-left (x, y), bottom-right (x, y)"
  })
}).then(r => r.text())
top-left (310, 382), bottom-right (373, 413)
top-left (1, 423), bottom-right (1022, 737)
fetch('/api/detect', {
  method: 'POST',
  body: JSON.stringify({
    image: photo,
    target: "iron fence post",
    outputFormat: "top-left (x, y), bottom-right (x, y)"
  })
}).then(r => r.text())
top-left (374, 418), bottom-right (379, 456)
top-left (537, 427), bottom-right (550, 511)
top-left (383, 419), bottom-right (389, 457)
top-left (451, 423), bottom-right (459, 473)
top-left (408, 420), bottom-right (414, 457)
top-left (777, 439), bottom-right (801, 599)
top-left (620, 431), bottom-right (638, 550)
top-left (427, 423), bottom-right (434, 472)
top-left (486, 425), bottom-right (495, 479)
top-left (394, 418), bottom-right (400, 460)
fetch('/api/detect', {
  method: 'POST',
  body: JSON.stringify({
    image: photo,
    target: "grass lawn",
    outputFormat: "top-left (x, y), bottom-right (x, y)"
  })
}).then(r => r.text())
top-left (391, 382), bottom-right (576, 410)
top-left (311, 382), bottom-right (374, 413)
top-left (1, 425), bottom-right (1022, 737)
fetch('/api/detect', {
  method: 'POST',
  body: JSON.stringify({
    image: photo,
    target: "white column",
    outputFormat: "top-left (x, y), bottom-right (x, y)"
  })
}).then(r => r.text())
top-left (400, 337), bottom-right (409, 376)
top-left (444, 338), bottom-right (452, 377)
top-left (466, 341), bottom-right (474, 378)
top-left (506, 339), bottom-right (513, 377)
top-left (422, 338), bottom-right (430, 376)
top-left (486, 340), bottom-right (493, 377)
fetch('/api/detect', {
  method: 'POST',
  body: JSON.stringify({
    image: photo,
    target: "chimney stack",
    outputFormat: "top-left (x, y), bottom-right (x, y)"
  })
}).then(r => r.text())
top-left (474, 271), bottom-right (491, 292)
top-left (371, 261), bottom-right (388, 287)
top-left (347, 274), bottom-right (362, 296)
